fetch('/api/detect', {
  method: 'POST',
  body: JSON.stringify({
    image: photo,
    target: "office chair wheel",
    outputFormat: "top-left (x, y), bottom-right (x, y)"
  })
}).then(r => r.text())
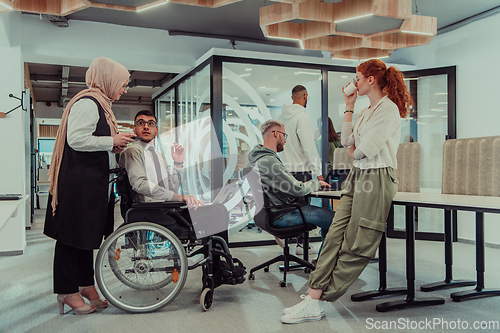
top-left (279, 281), bottom-right (286, 288)
top-left (200, 288), bottom-right (213, 311)
top-left (248, 273), bottom-right (255, 280)
top-left (304, 267), bottom-right (312, 273)
top-left (264, 267), bottom-right (269, 272)
top-left (95, 222), bottom-right (188, 313)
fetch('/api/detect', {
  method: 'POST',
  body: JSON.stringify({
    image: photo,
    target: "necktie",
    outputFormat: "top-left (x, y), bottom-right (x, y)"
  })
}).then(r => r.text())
top-left (148, 145), bottom-right (166, 188)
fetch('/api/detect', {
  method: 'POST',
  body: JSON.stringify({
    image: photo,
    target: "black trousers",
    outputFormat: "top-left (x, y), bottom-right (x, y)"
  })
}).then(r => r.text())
top-left (53, 241), bottom-right (95, 294)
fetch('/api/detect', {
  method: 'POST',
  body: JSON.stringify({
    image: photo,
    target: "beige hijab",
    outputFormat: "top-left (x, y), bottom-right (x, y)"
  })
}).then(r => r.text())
top-left (48, 57), bottom-right (130, 215)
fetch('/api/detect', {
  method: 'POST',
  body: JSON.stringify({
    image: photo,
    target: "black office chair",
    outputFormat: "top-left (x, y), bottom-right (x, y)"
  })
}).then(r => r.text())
top-left (243, 167), bottom-right (316, 287)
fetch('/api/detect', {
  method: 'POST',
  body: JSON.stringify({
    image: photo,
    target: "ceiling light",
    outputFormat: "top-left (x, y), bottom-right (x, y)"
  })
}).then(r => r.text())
top-left (431, 108), bottom-right (444, 112)
top-left (341, 76), bottom-right (348, 78)
top-left (335, 13), bottom-right (373, 23)
top-left (267, 36), bottom-right (304, 49)
top-left (233, 97), bottom-right (239, 100)
top-left (404, 78), bottom-right (419, 81)
top-left (360, 56), bottom-right (389, 62)
top-left (270, 99), bottom-right (275, 102)
top-left (239, 73), bottom-right (251, 77)
top-left (442, 115), bottom-right (448, 118)
top-left (401, 31), bottom-right (435, 36)
top-left (435, 93), bottom-right (448, 95)
top-left (438, 102), bottom-right (448, 105)
top-left (137, 0), bottom-right (169, 12)
top-left (245, 68), bottom-right (252, 71)
top-left (294, 71), bottom-right (321, 76)
top-left (331, 57), bottom-right (356, 61)
top-left (419, 115), bottom-right (435, 118)
top-left (258, 87), bottom-right (279, 92)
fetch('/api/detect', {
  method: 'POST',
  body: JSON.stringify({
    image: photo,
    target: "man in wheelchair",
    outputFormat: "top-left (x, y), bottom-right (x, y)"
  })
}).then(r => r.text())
top-left (118, 111), bottom-right (245, 303)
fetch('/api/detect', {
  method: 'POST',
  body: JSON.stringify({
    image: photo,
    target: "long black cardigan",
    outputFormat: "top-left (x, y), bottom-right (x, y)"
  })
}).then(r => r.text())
top-left (44, 97), bottom-right (114, 250)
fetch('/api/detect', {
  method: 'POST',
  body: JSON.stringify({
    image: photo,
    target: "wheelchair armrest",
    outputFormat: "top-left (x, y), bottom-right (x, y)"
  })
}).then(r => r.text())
top-left (131, 201), bottom-right (186, 210)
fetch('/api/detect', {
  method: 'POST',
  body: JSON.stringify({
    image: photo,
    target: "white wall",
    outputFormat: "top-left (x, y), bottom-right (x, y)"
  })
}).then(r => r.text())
top-left (0, 12), bottom-right (28, 253)
top-left (394, 13), bottom-right (500, 245)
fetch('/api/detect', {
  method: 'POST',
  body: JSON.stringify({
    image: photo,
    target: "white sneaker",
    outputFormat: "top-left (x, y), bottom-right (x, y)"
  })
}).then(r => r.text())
top-left (281, 295), bottom-right (323, 324)
top-left (283, 294), bottom-right (325, 316)
top-left (295, 244), bottom-right (319, 256)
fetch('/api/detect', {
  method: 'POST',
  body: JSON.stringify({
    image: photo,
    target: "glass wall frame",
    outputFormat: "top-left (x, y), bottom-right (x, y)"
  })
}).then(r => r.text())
top-left (153, 52), bottom-right (456, 247)
top-left (387, 66), bottom-right (457, 242)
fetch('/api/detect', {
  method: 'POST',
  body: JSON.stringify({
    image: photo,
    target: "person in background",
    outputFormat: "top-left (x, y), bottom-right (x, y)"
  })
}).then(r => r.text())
top-left (247, 120), bottom-right (334, 261)
top-left (278, 85), bottom-right (324, 255)
top-left (44, 57), bottom-right (135, 315)
top-left (327, 117), bottom-right (341, 175)
top-left (281, 59), bottom-right (413, 324)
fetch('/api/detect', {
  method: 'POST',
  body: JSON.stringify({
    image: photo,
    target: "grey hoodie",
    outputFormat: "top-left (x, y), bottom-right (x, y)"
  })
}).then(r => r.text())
top-left (247, 145), bottom-right (321, 219)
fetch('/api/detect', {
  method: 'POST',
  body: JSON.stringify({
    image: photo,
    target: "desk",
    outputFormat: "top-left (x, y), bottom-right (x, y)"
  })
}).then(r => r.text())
top-left (0, 195), bottom-right (29, 255)
top-left (310, 191), bottom-right (500, 311)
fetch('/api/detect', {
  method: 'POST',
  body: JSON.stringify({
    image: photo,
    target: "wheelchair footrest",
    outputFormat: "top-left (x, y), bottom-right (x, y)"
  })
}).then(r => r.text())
top-left (214, 257), bottom-right (247, 287)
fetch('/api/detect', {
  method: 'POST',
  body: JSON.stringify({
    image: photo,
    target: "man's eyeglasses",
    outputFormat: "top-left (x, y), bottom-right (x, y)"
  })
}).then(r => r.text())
top-left (272, 130), bottom-right (288, 140)
top-left (135, 120), bottom-right (157, 128)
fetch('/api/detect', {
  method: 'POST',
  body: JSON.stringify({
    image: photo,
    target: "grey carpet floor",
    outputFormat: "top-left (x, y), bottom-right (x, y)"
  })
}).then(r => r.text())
top-left (1, 209), bottom-right (499, 333)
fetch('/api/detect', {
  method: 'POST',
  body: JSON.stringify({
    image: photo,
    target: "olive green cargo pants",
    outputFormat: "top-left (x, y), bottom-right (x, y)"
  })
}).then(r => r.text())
top-left (309, 166), bottom-right (398, 302)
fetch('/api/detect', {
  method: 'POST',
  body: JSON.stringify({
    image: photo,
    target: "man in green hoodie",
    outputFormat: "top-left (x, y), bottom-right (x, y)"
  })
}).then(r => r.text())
top-left (247, 119), bottom-right (334, 258)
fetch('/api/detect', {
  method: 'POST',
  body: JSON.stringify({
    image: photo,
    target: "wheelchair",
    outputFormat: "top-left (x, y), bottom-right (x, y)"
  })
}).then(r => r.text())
top-left (94, 168), bottom-right (246, 313)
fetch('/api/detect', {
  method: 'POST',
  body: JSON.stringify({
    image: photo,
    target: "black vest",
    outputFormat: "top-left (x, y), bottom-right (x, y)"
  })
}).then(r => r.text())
top-left (44, 97), bottom-right (114, 250)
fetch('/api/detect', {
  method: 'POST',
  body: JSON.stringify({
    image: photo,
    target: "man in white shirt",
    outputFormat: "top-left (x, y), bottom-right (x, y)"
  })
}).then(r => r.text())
top-left (278, 85), bottom-right (324, 254)
top-left (278, 85), bottom-right (324, 183)
top-left (120, 110), bottom-right (202, 207)
top-left (120, 111), bottom-right (241, 283)
top-left (119, 110), bottom-right (203, 237)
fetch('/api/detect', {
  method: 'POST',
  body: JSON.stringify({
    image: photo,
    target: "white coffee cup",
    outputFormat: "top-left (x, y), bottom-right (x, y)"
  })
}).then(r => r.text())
top-left (343, 81), bottom-right (357, 96)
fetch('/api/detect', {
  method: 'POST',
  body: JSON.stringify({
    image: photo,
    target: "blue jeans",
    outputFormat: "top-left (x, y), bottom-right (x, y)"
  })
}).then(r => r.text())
top-left (272, 204), bottom-right (334, 256)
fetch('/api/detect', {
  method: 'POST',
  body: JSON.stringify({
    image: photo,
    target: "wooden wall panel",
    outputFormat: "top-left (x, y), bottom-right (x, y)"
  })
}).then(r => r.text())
top-left (39, 125), bottom-right (59, 138)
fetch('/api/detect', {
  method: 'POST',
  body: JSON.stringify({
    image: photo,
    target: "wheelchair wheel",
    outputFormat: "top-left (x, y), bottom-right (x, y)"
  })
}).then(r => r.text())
top-left (200, 288), bottom-right (213, 311)
top-left (95, 222), bottom-right (188, 313)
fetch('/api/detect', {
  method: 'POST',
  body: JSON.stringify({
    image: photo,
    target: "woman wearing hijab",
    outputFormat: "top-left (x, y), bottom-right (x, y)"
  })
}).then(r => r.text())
top-left (44, 57), bottom-right (135, 315)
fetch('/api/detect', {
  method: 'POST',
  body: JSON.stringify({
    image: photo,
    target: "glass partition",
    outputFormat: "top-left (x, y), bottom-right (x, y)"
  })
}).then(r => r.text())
top-left (393, 74), bottom-right (449, 233)
top-left (222, 62), bottom-right (323, 241)
top-left (156, 65), bottom-right (213, 203)
top-left (152, 53), bottom-right (455, 246)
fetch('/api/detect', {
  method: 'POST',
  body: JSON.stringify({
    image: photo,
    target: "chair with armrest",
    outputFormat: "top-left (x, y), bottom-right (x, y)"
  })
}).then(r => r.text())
top-left (95, 168), bottom-right (246, 313)
top-left (243, 167), bottom-right (316, 287)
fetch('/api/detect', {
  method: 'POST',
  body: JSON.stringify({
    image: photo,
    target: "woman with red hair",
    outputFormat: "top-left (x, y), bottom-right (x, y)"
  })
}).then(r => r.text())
top-left (281, 59), bottom-right (413, 324)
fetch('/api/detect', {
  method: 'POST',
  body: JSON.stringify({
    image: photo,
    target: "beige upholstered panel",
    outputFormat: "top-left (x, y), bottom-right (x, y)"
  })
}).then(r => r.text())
top-left (442, 139), bottom-right (456, 195)
top-left (454, 140), bottom-right (467, 195)
top-left (332, 147), bottom-right (354, 170)
top-left (492, 138), bottom-right (500, 197)
top-left (466, 139), bottom-right (479, 195)
top-left (442, 135), bottom-right (500, 197)
top-left (395, 142), bottom-right (420, 193)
